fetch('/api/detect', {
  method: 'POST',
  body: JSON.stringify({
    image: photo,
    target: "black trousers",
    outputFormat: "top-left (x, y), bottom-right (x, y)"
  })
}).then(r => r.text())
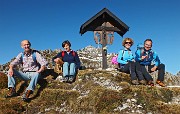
top-left (138, 63), bottom-right (165, 81)
top-left (120, 61), bottom-right (144, 80)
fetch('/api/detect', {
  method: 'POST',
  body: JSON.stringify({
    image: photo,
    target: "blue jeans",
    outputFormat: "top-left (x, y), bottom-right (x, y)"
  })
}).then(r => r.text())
top-left (8, 69), bottom-right (40, 91)
top-left (63, 62), bottom-right (76, 77)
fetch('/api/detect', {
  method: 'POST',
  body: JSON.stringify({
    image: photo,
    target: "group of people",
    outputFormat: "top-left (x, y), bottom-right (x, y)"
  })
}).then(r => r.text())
top-left (5, 38), bottom-right (165, 102)
top-left (5, 40), bottom-right (80, 102)
top-left (113, 38), bottom-right (165, 87)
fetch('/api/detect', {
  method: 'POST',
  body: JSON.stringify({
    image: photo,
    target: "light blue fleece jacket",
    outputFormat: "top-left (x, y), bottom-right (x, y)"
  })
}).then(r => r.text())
top-left (117, 48), bottom-right (134, 65)
top-left (135, 48), bottom-right (160, 66)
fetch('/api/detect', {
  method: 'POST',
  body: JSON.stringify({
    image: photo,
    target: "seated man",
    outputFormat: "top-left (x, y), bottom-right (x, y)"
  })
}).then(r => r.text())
top-left (5, 40), bottom-right (48, 101)
top-left (135, 39), bottom-right (165, 87)
top-left (52, 40), bottom-right (81, 83)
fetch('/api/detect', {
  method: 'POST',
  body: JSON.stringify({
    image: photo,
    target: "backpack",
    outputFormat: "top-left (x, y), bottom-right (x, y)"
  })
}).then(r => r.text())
top-left (136, 43), bottom-right (144, 57)
top-left (111, 50), bottom-right (125, 65)
top-left (136, 43), bottom-right (154, 60)
top-left (20, 50), bottom-right (39, 65)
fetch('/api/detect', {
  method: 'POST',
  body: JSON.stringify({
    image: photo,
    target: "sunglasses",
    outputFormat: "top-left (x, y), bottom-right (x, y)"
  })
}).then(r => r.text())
top-left (125, 42), bottom-right (132, 44)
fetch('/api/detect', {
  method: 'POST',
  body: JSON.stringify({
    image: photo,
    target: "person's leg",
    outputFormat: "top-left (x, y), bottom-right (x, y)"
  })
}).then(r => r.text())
top-left (69, 63), bottom-right (76, 82)
top-left (6, 69), bottom-right (29, 98)
top-left (121, 62), bottom-right (139, 85)
top-left (128, 62), bottom-right (138, 80)
top-left (156, 64), bottom-right (165, 87)
top-left (8, 69), bottom-right (29, 88)
top-left (135, 62), bottom-right (146, 84)
top-left (141, 65), bottom-right (153, 81)
top-left (63, 62), bottom-right (69, 77)
top-left (157, 64), bottom-right (165, 81)
top-left (69, 63), bottom-right (76, 76)
top-left (22, 72), bottom-right (40, 101)
top-left (141, 65), bottom-right (154, 86)
top-left (27, 72), bottom-right (40, 91)
top-left (120, 63), bottom-right (130, 73)
top-left (62, 62), bottom-right (70, 82)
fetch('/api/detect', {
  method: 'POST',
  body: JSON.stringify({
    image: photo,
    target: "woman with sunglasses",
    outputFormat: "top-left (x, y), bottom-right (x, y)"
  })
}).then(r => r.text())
top-left (117, 38), bottom-right (146, 85)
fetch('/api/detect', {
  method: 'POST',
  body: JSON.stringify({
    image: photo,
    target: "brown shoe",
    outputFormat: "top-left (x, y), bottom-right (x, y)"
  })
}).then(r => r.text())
top-left (139, 80), bottom-right (146, 85)
top-left (147, 80), bottom-right (154, 86)
top-left (5, 87), bottom-right (17, 98)
top-left (131, 80), bottom-right (139, 85)
top-left (22, 90), bottom-right (33, 102)
top-left (156, 80), bottom-right (165, 87)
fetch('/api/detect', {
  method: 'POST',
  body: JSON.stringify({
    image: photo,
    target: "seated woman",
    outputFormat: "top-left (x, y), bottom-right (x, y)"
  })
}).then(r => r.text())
top-left (52, 40), bottom-right (81, 83)
top-left (117, 38), bottom-right (145, 85)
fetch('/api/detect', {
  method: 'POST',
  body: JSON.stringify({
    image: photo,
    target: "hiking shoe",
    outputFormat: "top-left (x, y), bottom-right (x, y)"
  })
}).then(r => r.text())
top-left (68, 76), bottom-right (74, 83)
top-left (156, 80), bottom-right (165, 87)
top-left (62, 77), bottom-right (69, 82)
top-left (139, 80), bottom-right (146, 85)
top-left (131, 80), bottom-right (139, 85)
top-left (147, 80), bottom-right (154, 86)
top-left (22, 90), bottom-right (33, 102)
top-left (5, 87), bottom-right (17, 98)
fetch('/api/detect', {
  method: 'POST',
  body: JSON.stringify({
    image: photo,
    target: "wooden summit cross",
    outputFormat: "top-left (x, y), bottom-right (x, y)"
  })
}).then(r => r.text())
top-left (80, 8), bottom-right (129, 69)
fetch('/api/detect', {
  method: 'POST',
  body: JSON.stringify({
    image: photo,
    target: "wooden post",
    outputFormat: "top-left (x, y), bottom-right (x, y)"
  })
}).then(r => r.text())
top-left (102, 29), bottom-right (107, 69)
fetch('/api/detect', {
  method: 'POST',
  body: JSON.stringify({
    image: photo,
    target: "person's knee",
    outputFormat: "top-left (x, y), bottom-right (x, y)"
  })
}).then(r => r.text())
top-left (159, 64), bottom-right (165, 69)
top-left (32, 73), bottom-right (40, 79)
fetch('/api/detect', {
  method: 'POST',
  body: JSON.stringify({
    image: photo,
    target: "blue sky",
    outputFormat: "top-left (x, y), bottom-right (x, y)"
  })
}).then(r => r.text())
top-left (0, 0), bottom-right (180, 75)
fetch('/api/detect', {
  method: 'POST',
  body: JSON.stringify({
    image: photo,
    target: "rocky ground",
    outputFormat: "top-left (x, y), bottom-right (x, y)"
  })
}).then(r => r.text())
top-left (0, 69), bottom-right (180, 114)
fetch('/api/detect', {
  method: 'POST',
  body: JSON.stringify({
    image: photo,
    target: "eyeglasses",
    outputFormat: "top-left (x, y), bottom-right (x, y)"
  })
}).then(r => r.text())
top-left (125, 42), bottom-right (132, 44)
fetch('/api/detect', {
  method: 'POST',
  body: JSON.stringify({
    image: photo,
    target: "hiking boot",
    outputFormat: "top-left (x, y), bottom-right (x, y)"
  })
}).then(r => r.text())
top-left (139, 80), bottom-right (146, 85)
top-left (5, 87), bottom-right (17, 98)
top-left (156, 80), bottom-right (165, 87)
top-left (62, 77), bottom-right (69, 82)
top-left (68, 76), bottom-right (74, 83)
top-left (22, 90), bottom-right (33, 102)
top-left (131, 80), bottom-right (139, 85)
top-left (147, 80), bottom-right (154, 86)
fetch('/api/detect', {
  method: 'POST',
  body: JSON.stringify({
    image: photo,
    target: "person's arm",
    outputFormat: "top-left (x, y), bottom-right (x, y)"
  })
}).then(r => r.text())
top-left (135, 50), bottom-right (142, 62)
top-left (52, 52), bottom-right (62, 65)
top-left (9, 53), bottom-right (22, 76)
top-left (151, 52), bottom-right (160, 72)
top-left (117, 50), bottom-right (127, 64)
top-left (36, 52), bottom-right (48, 73)
top-left (74, 52), bottom-right (81, 69)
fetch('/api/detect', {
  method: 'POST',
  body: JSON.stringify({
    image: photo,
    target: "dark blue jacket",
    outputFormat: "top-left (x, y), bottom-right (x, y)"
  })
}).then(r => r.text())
top-left (52, 50), bottom-right (81, 69)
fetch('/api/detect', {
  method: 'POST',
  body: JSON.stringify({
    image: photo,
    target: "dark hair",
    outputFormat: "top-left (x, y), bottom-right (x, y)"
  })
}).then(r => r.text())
top-left (144, 39), bottom-right (153, 44)
top-left (62, 40), bottom-right (71, 48)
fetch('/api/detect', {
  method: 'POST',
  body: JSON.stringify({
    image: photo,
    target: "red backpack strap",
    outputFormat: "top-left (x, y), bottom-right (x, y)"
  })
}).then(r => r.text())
top-left (61, 51), bottom-right (65, 58)
top-left (72, 51), bottom-right (76, 56)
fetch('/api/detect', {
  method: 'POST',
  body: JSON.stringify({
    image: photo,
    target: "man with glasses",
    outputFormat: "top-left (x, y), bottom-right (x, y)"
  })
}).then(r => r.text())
top-left (135, 39), bottom-right (165, 87)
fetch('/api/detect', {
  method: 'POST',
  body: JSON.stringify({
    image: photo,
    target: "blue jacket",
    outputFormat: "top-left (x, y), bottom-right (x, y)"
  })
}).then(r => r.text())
top-left (117, 48), bottom-right (134, 65)
top-left (52, 50), bottom-right (81, 69)
top-left (135, 48), bottom-right (160, 66)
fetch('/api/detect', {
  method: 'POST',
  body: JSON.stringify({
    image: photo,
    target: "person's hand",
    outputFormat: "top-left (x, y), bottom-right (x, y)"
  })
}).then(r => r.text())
top-left (54, 58), bottom-right (59, 63)
top-left (8, 69), bottom-right (13, 76)
top-left (54, 58), bottom-right (64, 65)
top-left (37, 66), bottom-right (46, 73)
top-left (141, 55), bottom-right (147, 60)
top-left (151, 66), bottom-right (157, 72)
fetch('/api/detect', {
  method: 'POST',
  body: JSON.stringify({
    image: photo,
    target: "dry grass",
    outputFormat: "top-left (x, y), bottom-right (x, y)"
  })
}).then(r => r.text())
top-left (0, 69), bottom-right (180, 114)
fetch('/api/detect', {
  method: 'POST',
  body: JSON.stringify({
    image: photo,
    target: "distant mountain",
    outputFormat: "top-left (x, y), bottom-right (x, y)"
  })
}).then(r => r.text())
top-left (177, 71), bottom-right (180, 76)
